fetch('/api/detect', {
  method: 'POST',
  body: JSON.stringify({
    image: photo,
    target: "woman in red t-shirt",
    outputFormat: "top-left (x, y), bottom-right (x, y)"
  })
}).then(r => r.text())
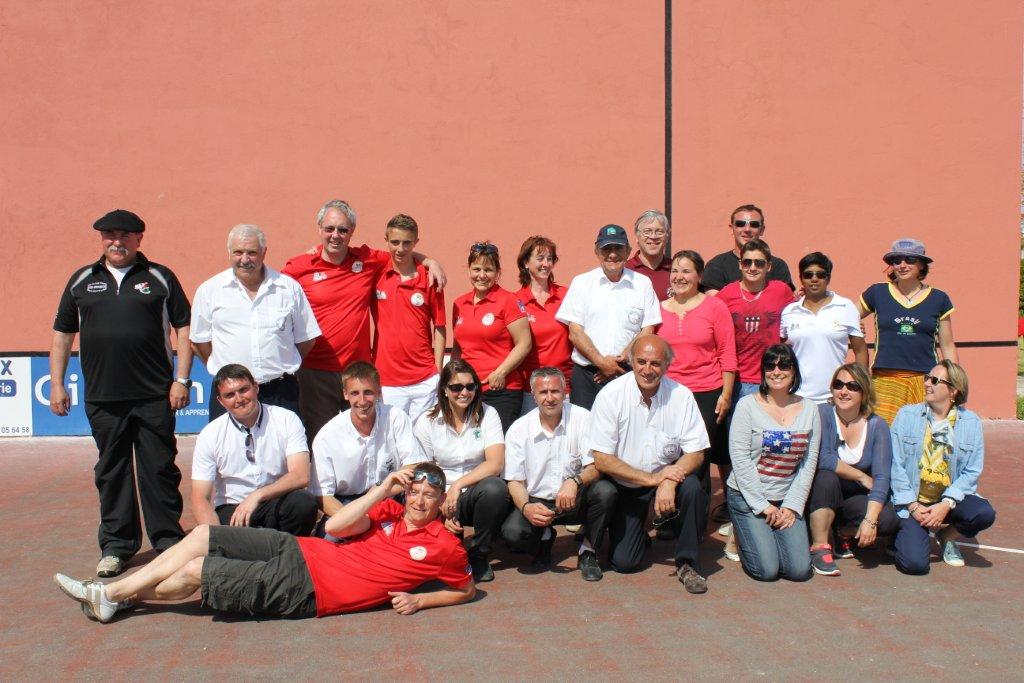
top-left (514, 235), bottom-right (573, 415)
top-left (452, 242), bottom-right (533, 432)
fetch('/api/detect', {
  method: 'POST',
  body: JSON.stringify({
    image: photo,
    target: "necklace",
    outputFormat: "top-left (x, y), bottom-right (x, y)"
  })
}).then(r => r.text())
top-left (899, 284), bottom-right (925, 304)
top-left (739, 286), bottom-right (764, 303)
top-left (836, 411), bottom-right (862, 428)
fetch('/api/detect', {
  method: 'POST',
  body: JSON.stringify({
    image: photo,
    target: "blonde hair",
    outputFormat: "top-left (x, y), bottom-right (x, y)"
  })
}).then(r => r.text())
top-left (936, 359), bottom-right (969, 406)
top-left (831, 363), bottom-right (875, 416)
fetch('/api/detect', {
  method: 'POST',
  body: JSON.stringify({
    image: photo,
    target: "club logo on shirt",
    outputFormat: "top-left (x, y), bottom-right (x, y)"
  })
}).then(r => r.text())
top-left (481, 312), bottom-right (495, 326)
top-left (381, 521), bottom-right (394, 536)
top-left (517, 299), bottom-right (526, 313)
top-left (894, 315), bottom-right (921, 336)
top-left (464, 563), bottom-right (473, 575)
top-left (351, 261), bottom-right (364, 273)
top-left (744, 315), bottom-right (761, 333)
top-left (409, 545), bottom-right (427, 561)
top-left (86, 282), bottom-right (108, 293)
top-left (313, 272), bottom-right (328, 282)
top-left (411, 292), bottom-right (425, 307)
top-left (133, 282), bottom-right (151, 295)
top-left (628, 309), bottom-right (641, 325)
top-left (527, 314), bottom-right (536, 323)
top-left (455, 316), bottom-right (463, 326)
top-left (376, 290), bottom-right (387, 300)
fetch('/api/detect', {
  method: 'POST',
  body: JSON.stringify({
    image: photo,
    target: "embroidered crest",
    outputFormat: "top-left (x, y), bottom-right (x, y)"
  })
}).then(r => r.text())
top-left (352, 261), bottom-right (364, 273)
top-left (376, 290), bottom-right (387, 300)
top-left (381, 521), bottom-right (394, 536)
top-left (409, 545), bottom-right (427, 561)
top-left (86, 282), bottom-right (108, 293)
top-left (313, 272), bottom-right (328, 282)
top-left (133, 282), bottom-right (151, 295)
top-left (411, 292), bottom-right (425, 306)
top-left (481, 312), bottom-right (495, 326)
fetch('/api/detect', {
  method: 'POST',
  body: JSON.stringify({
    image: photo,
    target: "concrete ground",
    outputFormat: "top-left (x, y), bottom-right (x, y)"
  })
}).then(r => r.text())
top-left (3, 423), bottom-right (1023, 680)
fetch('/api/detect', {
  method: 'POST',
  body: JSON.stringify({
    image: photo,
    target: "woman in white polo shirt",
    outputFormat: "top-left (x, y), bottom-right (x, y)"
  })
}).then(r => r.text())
top-left (780, 252), bottom-right (867, 403)
top-left (413, 359), bottom-right (510, 583)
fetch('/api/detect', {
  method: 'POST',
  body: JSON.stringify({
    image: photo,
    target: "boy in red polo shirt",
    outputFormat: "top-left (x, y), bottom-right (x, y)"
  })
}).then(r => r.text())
top-left (54, 464), bottom-right (475, 622)
top-left (373, 214), bottom-right (446, 419)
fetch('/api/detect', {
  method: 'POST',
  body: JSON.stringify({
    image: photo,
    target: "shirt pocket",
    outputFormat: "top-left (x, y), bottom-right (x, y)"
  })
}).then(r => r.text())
top-left (261, 307), bottom-right (291, 332)
top-left (652, 430), bottom-right (681, 467)
top-left (624, 305), bottom-right (644, 334)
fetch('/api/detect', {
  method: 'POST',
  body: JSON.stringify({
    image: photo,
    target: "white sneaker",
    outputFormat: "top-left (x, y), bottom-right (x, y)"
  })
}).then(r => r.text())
top-left (718, 523), bottom-right (733, 537)
top-left (54, 574), bottom-right (125, 623)
top-left (96, 556), bottom-right (124, 578)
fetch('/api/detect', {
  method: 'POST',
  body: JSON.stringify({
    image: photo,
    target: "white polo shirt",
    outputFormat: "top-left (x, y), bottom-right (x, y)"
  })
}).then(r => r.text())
top-left (555, 267), bottom-right (661, 366)
top-left (503, 403), bottom-right (593, 500)
top-left (191, 404), bottom-right (309, 506)
top-left (190, 266), bottom-right (321, 384)
top-left (780, 292), bottom-right (863, 402)
top-left (587, 373), bottom-right (709, 488)
top-left (413, 404), bottom-right (504, 490)
top-left (310, 403), bottom-right (427, 497)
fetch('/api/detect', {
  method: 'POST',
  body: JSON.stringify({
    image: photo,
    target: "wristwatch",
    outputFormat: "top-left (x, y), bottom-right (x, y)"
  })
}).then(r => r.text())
top-left (174, 377), bottom-right (193, 389)
top-left (570, 474), bottom-right (584, 488)
top-left (942, 497), bottom-right (957, 509)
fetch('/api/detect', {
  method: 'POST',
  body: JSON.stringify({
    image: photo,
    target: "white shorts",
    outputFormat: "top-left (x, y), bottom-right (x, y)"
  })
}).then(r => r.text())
top-left (381, 375), bottom-right (439, 420)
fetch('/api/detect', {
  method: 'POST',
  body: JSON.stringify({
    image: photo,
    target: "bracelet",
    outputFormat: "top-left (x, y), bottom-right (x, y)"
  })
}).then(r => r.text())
top-left (862, 519), bottom-right (878, 528)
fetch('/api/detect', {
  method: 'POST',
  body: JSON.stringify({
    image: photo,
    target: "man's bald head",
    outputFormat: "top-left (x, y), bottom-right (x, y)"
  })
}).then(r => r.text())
top-left (629, 334), bottom-right (674, 366)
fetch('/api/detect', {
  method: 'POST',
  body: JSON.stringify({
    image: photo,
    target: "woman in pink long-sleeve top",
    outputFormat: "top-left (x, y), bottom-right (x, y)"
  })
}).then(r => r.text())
top-left (656, 250), bottom-right (737, 497)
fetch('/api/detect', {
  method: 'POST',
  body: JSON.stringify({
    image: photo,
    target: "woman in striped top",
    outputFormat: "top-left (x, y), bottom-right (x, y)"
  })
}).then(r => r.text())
top-left (726, 344), bottom-right (820, 581)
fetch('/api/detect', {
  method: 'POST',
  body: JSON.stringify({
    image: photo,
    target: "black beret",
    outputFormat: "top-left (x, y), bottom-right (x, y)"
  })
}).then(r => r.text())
top-left (93, 209), bottom-right (145, 233)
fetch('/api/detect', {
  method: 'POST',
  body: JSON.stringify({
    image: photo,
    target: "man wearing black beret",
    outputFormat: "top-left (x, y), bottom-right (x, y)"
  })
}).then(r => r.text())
top-left (49, 209), bottom-right (195, 577)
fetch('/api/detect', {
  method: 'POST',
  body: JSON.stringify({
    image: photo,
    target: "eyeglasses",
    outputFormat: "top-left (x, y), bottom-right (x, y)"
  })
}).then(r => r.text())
top-left (801, 270), bottom-right (829, 280)
top-left (740, 258), bottom-right (767, 269)
top-left (831, 380), bottom-right (863, 392)
top-left (411, 470), bottom-right (445, 489)
top-left (244, 431), bottom-right (255, 463)
top-left (446, 382), bottom-right (479, 393)
top-left (639, 229), bottom-right (667, 238)
top-left (471, 242), bottom-right (498, 255)
top-left (924, 374), bottom-right (955, 388)
top-left (733, 220), bottom-right (762, 228)
top-left (321, 225), bottom-right (351, 234)
top-left (762, 360), bottom-right (795, 371)
top-left (884, 255), bottom-right (922, 266)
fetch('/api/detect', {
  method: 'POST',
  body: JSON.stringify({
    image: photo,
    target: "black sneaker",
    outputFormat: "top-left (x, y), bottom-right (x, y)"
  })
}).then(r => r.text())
top-left (578, 550), bottom-right (603, 581)
top-left (810, 544), bottom-right (841, 576)
top-left (470, 555), bottom-right (494, 583)
top-left (834, 536), bottom-right (855, 559)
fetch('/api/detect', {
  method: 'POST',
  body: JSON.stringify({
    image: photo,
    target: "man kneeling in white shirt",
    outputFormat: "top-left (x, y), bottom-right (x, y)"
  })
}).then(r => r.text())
top-left (501, 367), bottom-right (617, 581)
top-left (310, 361), bottom-right (427, 539)
top-left (191, 364), bottom-right (318, 536)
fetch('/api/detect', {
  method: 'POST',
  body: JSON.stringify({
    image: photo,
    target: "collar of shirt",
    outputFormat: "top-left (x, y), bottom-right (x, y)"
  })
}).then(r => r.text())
top-left (626, 252), bottom-right (670, 272)
top-left (516, 282), bottom-right (564, 307)
top-left (216, 265), bottom-right (285, 298)
top-left (795, 291), bottom-right (839, 311)
top-left (468, 284), bottom-right (501, 304)
top-left (384, 262), bottom-right (426, 286)
top-left (406, 516), bottom-right (443, 538)
top-left (311, 244), bottom-right (363, 268)
top-left (527, 406), bottom-right (569, 440)
top-left (624, 373), bottom-right (670, 411)
top-left (227, 402), bottom-right (266, 435)
top-left (596, 267), bottom-right (637, 288)
top-left (91, 251), bottom-right (150, 274)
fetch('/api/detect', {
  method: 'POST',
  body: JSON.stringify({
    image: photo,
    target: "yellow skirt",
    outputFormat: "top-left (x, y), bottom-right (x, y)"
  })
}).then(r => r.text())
top-left (872, 369), bottom-right (925, 425)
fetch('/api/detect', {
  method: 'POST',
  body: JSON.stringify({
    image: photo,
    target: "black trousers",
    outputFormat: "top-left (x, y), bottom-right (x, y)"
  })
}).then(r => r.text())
top-left (568, 363), bottom-right (606, 411)
top-left (455, 476), bottom-right (511, 559)
top-left (312, 491), bottom-right (366, 539)
top-left (208, 374), bottom-right (300, 422)
top-left (216, 489), bottom-right (318, 537)
top-left (481, 388), bottom-right (523, 433)
top-left (501, 479), bottom-right (618, 555)
top-left (690, 387), bottom-right (728, 505)
top-left (85, 397), bottom-right (185, 559)
top-left (807, 469), bottom-right (900, 536)
top-left (608, 476), bottom-right (708, 573)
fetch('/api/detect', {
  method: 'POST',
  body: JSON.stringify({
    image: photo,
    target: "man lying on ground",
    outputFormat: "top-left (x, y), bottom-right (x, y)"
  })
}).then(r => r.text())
top-left (54, 463), bottom-right (475, 622)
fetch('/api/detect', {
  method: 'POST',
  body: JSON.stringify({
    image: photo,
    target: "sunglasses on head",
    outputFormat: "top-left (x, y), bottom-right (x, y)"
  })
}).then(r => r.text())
top-left (740, 258), bottom-right (767, 269)
top-left (446, 381), bottom-right (479, 393)
top-left (802, 270), bottom-right (829, 280)
top-left (831, 379), bottom-right (862, 392)
top-left (733, 220), bottom-right (762, 228)
top-left (471, 242), bottom-right (498, 255)
top-left (884, 255), bottom-right (922, 266)
top-left (924, 374), bottom-right (955, 388)
top-left (411, 470), bottom-right (445, 489)
top-left (321, 225), bottom-right (351, 234)
top-left (763, 359), bottom-right (794, 371)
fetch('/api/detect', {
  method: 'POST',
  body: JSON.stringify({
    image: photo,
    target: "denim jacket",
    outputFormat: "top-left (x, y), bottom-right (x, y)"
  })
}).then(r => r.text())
top-left (889, 402), bottom-right (985, 518)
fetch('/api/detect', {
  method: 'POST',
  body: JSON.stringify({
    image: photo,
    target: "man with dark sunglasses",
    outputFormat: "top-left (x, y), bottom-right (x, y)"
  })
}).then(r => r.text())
top-left (55, 463), bottom-right (475, 622)
top-left (701, 204), bottom-right (794, 294)
top-left (190, 364), bottom-right (318, 537)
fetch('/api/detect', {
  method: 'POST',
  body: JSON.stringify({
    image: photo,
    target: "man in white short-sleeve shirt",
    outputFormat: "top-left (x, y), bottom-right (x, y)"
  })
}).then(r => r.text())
top-left (501, 367), bottom-right (617, 581)
top-left (190, 364), bottom-right (318, 537)
top-left (588, 335), bottom-right (711, 594)
top-left (310, 361), bottom-right (427, 538)
top-left (780, 254), bottom-right (868, 402)
top-left (556, 224), bottom-right (661, 410)
top-left (191, 224), bottom-right (321, 421)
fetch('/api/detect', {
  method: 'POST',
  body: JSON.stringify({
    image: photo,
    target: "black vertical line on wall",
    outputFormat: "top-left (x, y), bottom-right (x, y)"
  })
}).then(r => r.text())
top-left (664, 0), bottom-right (673, 255)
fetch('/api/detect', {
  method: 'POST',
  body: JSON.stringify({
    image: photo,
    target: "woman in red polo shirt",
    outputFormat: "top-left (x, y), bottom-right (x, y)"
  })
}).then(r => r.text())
top-left (515, 236), bottom-right (573, 415)
top-left (452, 242), bottom-right (533, 432)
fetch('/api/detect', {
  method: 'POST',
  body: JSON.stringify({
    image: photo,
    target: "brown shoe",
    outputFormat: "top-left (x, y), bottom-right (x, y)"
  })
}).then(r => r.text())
top-left (677, 564), bottom-right (708, 594)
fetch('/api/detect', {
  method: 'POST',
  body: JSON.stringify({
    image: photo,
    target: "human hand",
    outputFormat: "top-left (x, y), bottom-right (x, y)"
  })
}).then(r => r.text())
top-left (594, 356), bottom-right (624, 383)
top-left (656, 463), bottom-right (687, 485)
top-left (169, 382), bottom-right (190, 411)
top-left (484, 370), bottom-right (506, 391)
top-left (654, 479), bottom-right (678, 516)
top-left (859, 474), bottom-right (874, 491)
top-left (523, 502), bottom-right (556, 527)
top-left (230, 492), bottom-right (262, 526)
top-left (715, 394), bottom-right (732, 423)
top-left (388, 591), bottom-right (423, 615)
top-left (761, 504), bottom-right (781, 527)
top-left (443, 486), bottom-right (462, 519)
top-left (920, 501), bottom-right (951, 529)
top-left (775, 507), bottom-right (797, 530)
top-left (49, 383), bottom-right (71, 416)
top-left (855, 519), bottom-right (878, 547)
top-left (382, 469), bottom-right (413, 497)
top-left (554, 480), bottom-right (579, 514)
top-left (444, 517), bottom-right (463, 535)
top-left (423, 258), bottom-right (447, 290)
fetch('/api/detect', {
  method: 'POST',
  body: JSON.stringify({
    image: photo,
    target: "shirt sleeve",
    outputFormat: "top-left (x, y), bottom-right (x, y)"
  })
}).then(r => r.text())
top-left (887, 407), bottom-right (919, 508)
top-left (393, 411), bottom-right (428, 465)
top-left (576, 408), bottom-right (595, 467)
top-left (586, 387), bottom-right (620, 455)
top-left (438, 542), bottom-right (474, 589)
top-left (364, 246), bottom-right (392, 269)
top-left (772, 257), bottom-right (795, 290)
top-left (842, 300), bottom-right (864, 337)
top-left (937, 290), bottom-right (954, 320)
top-left (639, 278), bottom-right (662, 327)
top-left (503, 291), bottom-right (527, 325)
top-left (554, 276), bottom-right (585, 325)
top-left (502, 420), bottom-right (527, 480)
top-left (430, 284), bottom-right (447, 327)
top-left (712, 299), bottom-right (738, 373)
top-left (53, 274), bottom-right (81, 333)
top-left (779, 304), bottom-right (796, 340)
top-left (189, 282), bottom-right (213, 343)
top-left (481, 406), bottom-right (505, 449)
top-left (677, 391), bottom-right (711, 453)
top-left (162, 267), bottom-right (192, 328)
top-left (366, 498), bottom-right (404, 524)
top-left (700, 256), bottom-right (728, 292)
top-left (288, 277), bottom-right (322, 343)
top-left (781, 402), bottom-right (820, 514)
top-left (413, 413), bottom-right (436, 459)
top-left (816, 404), bottom-right (839, 472)
top-left (283, 409), bottom-right (309, 455)
top-left (727, 396), bottom-right (771, 514)
top-left (190, 430), bottom-right (218, 482)
top-left (309, 431), bottom-right (336, 497)
top-left (860, 284), bottom-right (878, 314)
top-left (866, 417), bottom-right (893, 504)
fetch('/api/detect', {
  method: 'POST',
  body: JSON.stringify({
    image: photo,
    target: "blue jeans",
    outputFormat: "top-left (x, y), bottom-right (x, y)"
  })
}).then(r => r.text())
top-left (894, 494), bottom-right (996, 575)
top-left (726, 486), bottom-right (812, 582)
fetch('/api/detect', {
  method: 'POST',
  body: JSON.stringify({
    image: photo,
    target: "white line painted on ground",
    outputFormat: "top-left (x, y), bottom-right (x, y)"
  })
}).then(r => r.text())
top-left (955, 541), bottom-right (1024, 555)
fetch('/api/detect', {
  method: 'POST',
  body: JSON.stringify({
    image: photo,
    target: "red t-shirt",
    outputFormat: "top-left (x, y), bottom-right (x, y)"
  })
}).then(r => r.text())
top-left (372, 264), bottom-right (446, 386)
top-left (296, 499), bottom-right (472, 617)
top-left (516, 283), bottom-right (572, 393)
top-left (717, 280), bottom-right (793, 383)
top-left (656, 296), bottom-right (737, 392)
top-left (452, 285), bottom-right (528, 391)
top-left (282, 245), bottom-right (390, 371)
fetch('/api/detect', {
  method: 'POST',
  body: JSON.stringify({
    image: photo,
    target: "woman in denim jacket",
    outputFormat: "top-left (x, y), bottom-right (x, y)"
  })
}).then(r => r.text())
top-left (889, 360), bottom-right (996, 574)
